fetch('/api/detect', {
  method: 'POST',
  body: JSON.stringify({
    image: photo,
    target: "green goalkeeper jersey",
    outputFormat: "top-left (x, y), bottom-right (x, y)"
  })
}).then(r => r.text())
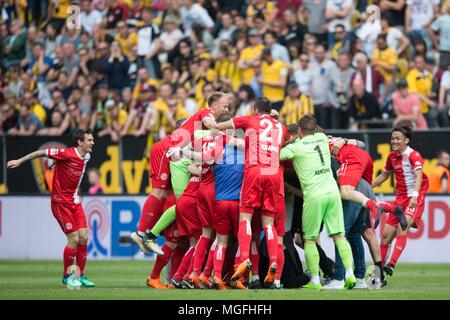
top-left (280, 132), bottom-right (339, 201)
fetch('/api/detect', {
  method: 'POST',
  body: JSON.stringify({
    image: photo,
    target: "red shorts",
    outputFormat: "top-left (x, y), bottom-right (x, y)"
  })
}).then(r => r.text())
top-left (214, 200), bottom-right (239, 236)
top-left (274, 195), bottom-right (286, 236)
top-left (149, 140), bottom-right (171, 189)
top-left (338, 154), bottom-right (373, 187)
top-left (197, 183), bottom-right (215, 228)
top-left (176, 195), bottom-right (201, 239)
top-left (163, 220), bottom-right (180, 243)
top-left (240, 167), bottom-right (280, 216)
top-left (385, 193), bottom-right (426, 228)
top-left (51, 201), bottom-right (87, 234)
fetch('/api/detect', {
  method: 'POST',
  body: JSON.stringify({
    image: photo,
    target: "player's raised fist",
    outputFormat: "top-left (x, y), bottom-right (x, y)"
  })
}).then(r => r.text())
top-left (7, 160), bottom-right (22, 169)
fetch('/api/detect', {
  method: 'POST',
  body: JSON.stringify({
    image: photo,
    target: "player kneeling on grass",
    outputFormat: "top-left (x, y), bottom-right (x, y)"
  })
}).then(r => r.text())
top-left (280, 116), bottom-right (356, 290)
top-left (7, 129), bottom-right (96, 289)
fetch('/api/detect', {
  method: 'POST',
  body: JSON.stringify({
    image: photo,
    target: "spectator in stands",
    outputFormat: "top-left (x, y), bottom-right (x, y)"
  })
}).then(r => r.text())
top-left (310, 44), bottom-right (337, 128)
top-left (37, 109), bottom-right (70, 136)
top-left (302, 0), bottom-right (328, 46)
top-left (80, 0), bottom-right (103, 35)
top-left (246, 0), bottom-right (277, 28)
top-left (137, 7), bottom-right (162, 79)
top-left (114, 21), bottom-right (138, 61)
top-left (280, 82), bottom-right (314, 125)
top-left (236, 85), bottom-right (256, 116)
top-left (217, 12), bottom-right (236, 43)
top-left (349, 78), bottom-right (382, 127)
top-left (293, 53), bottom-right (313, 96)
top-left (180, 0), bottom-right (215, 36)
top-left (239, 28), bottom-right (265, 86)
top-left (282, 8), bottom-right (308, 48)
top-left (431, 3), bottom-right (450, 70)
top-left (0, 103), bottom-right (19, 135)
top-left (105, 0), bottom-right (128, 32)
top-left (4, 20), bottom-right (27, 69)
top-left (176, 86), bottom-right (197, 116)
top-left (406, 55), bottom-right (438, 127)
top-left (392, 78), bottom-right (428, 130)
top-left (330, 24), bottom-right (351, 61)
top-left (429, 150), bottom-right (450, 194)
top-left (379, 0), bottom-right (407, 28)
top-left (405, 0), bottom-right (439, 52)
top-left (372, 34), bottom-right (398, 85)
top-left (439, 64), bottom-right (450, 127)
top-left (9, 104), bottom-right (43, 136)
top-left (380, 15), bottom-right (410, 57)
top-left (102, 41), bottom-right (131, 90)
top-left (260, 47), bottom-right (289, 110)
top-left (325, 0), bottom-right (353, 49)
top-left (88, 168), bottom-right (105, 195)
top-left (264, 30), bottom-right (290, 64)
top-left (351, 52), bottom-right (385, 102)
top-left (98, 99), bottom-right (129, 142)
top-left (329, 52), bottom-right (354, 129)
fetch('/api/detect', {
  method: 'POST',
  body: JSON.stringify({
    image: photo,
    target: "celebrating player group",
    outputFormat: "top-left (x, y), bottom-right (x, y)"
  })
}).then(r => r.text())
top-left (7, 91), bottom-right (429, 291)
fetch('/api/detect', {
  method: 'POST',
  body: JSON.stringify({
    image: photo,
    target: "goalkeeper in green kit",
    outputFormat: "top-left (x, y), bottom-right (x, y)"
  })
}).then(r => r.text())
top-left (280, 115), bottom-right (356, 290)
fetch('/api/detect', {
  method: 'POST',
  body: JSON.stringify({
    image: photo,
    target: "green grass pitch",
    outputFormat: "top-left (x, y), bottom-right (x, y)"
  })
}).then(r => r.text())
top-left (1, 260), bottom-right (450, 300)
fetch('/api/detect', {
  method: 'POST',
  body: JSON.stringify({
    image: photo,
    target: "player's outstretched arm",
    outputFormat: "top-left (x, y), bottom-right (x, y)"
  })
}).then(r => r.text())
top-left (216, 120), bottom-right (234, 131)
top-left (372, 170), bottom-right (391, 188)
top-left (203, 117), bottom-right (219, 130)
top-left (7, 149), bottom-right (47, 169)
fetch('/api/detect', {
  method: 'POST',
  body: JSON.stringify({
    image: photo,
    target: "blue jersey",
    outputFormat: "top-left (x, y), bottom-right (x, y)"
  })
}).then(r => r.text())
top-left (214, 144), bottom-right (244, 200)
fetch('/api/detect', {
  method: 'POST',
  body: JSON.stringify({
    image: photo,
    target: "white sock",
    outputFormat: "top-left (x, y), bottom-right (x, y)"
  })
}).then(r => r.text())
top-left (252, 275), bottom-right (259, 281)
top-left (137, 231), bottom-right (146, 237)
top-left (311, 275), bottom-right (320, 286)
top-left (362, 199), bottom-right (368, 208)
top-left (274, 279), bottom-right (280, 286)
top-left (345, 268), bottom-right (354, 279)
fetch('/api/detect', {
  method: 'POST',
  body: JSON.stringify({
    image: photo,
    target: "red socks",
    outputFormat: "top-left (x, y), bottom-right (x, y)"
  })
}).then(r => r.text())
top-left (202, 240), bottom-right (217, 277)
top-left (275, 243), bottom-right (284, 280)
top-left (169, 245), bottom-right (187, 279)
top-left (63, 246), bottom-right (77, 276)
top-left (380, 201), bottom-right (395, 213)
top-left (380, 243), bottom-right (390, 266)
top-left (213, 245), bottom-right (226, 278)
top-left (264, 225), bottom-right (278, 265)
top-left (173, 246), bottom-right (194, 281)
top-left (389, 234), bottom-right (407, 266)
top-left (76, 243), bottom-right (87, 275)
top-left (237, 220), bottom-right (252, 262)
top-left (137, 194), bottom-right (164, 235)
top-left (249, 240), bottom-right (259, 276)
top-left (192, 236), bottom-right (211, 275)
top-left (150, 244), bottom-right (174, 279)
top-left (365, 199), bottom-right (377, 211)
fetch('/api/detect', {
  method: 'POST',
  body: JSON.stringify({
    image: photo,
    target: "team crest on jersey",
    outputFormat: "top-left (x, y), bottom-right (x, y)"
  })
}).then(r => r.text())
top-left (65, 223), bottom-right (73, 231)
top-left (161, 173), bottom-right (168, 181)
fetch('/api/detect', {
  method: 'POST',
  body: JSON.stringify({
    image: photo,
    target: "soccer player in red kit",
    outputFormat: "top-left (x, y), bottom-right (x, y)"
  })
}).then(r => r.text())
top-left (7, 129), bottom-right (95, 289)
top-left (217, 97), bottom-right (291, 287)
top-left (372, 127), bottom-right (429, 277)
top-left (135, 92), bottom-right (229, 253)
top-left (328, 137), bottom-right (389, 226)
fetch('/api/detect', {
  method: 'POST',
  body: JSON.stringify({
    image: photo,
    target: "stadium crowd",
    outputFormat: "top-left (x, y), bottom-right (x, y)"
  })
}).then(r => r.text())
top-left (1, 0), bottom-right (450, 140)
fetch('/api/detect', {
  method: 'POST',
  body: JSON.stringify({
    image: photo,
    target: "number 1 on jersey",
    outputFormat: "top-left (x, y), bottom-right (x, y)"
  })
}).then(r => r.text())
top-left (314, 145), bottom-right (325, 166)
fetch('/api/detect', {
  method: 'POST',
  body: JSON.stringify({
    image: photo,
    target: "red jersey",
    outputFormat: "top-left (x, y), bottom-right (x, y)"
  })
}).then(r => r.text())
top-left (384, 146), bottom-right (429, 197)
top-left (170, 108), bottom-right (215, 147)
top-left (231, 114), bottom-right (290, 172)
top-left (182, 175), bottom-right (201, 198)
top-left (45, 147), bottom-right (90, 204)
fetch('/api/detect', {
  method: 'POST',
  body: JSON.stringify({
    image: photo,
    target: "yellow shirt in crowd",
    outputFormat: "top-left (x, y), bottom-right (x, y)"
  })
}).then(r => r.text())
top-left (372, 47), bottom-right (398, 84)
top-left (161, 105), bottom-right (190, 134)
top-left (261, 59), bottom-right (288, 102)
top-left (115, 32), bottom-right (138, 58)
top-left (246, 1), bottom-right (275, 21)
top-left (406, 68), bottom-right (433, 114)
top-left (239, 44), bottom-right (264, 85)
top-left (280, 94), bottom-right (314, 125)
